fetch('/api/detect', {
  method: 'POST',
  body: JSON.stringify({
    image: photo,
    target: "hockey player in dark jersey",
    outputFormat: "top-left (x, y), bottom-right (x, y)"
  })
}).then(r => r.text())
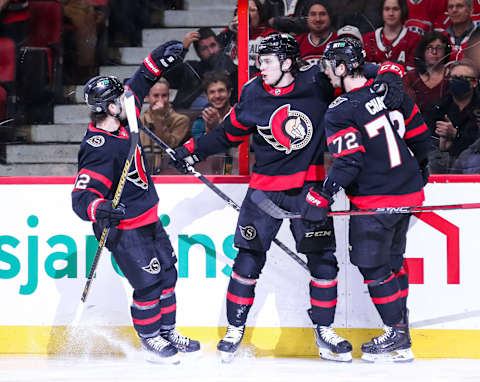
top-left (171, 33), bottom-right (351, 363)
top-left (303, 38), bottom-right (431, 362)
top-left (169, 33), bottom-right (405, 363)
top-left (71, 41), bottom-right (200, 364)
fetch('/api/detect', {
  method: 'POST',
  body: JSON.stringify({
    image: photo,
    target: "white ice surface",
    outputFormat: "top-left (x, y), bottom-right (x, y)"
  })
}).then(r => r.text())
top-left (1, 353), bottom-right (479, 382)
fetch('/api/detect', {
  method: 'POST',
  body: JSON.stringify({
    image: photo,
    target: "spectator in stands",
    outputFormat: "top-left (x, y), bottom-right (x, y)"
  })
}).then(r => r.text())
top-left (363, 0), bottom-right (421, 71)
top-left (192, 71), bottom-right (232, 138)
top-left (217, 0), bottom-right (275, 75)
top-left (268, 0), bottom-right (384, 35)
top-left (165, 27), bottom-right (237, 111)
top-left (62, 0), bottom-right (104, 83)
top-left (109, 0), bottom-right (148, 47)
top-left (140, 78), bottom-right (190, 174)
top-left (442, 0), bottom-right (477, 60)
top-left (295, 0), bottom-right (336, 65)
top-left (403, 31), bottom-right (451, 113)
top-left (0, 0), bottom-right (28, 48)
top-left (464, 28), bottom-right (480, 72)
top-left (425, 59), bottom-right (480, 172)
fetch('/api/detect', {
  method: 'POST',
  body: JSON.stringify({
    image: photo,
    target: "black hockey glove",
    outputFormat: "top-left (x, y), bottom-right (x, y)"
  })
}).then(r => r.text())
top-left (301, 186), bottom-right (333, 224)
top-left (373, 62), bottom-right (406, 110)
top-left (419, 159), bottom-right (430, 187)
top-left (94, 200), bottom-right (126, 228)
top-left (168, 145), bottom-right (201, 174)
top-left (142, 40), bottom-right (184, 81)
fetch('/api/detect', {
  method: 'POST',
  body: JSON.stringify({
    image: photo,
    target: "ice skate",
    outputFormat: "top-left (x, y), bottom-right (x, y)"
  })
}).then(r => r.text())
top-left (160, 328), bottom-right (201, 354)
top-left (361, 323), bottom-right (414, 363)
top-left (312, 325), bottom-right (353, 362)
top-left (141, 335), bottom-right (180, 364)
top-left (217, 324), bottom-right (245, 363)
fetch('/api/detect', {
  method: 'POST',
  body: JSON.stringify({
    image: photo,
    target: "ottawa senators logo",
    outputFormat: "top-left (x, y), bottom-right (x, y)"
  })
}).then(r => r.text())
top-left (257, 104), bottom-right (313, 154)
top-left (127, 145), bottom-right (148, 190)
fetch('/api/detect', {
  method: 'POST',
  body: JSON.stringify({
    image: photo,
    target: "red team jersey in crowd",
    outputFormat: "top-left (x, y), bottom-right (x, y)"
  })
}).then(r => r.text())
top-left (324, 79), bottom-right (431, 209)
top-left (363, 26), bottom-right (421, 70)
top-left (296, 31), bottom-right (337, 66)
top-left (405, 0), bottom-right (433, 35)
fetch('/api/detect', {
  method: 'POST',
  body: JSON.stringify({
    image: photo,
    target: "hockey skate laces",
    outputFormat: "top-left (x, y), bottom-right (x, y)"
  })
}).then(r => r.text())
top-left (319, 326), bottom-right (346, 345)
top-left (373, 326), bottom-right (394, 344)
top-left (168, 329), bottom-right (190, 346)
top-left (146, 335), bottom-right (171, 351)
top-left (223, 325), bottom-right (244, 343)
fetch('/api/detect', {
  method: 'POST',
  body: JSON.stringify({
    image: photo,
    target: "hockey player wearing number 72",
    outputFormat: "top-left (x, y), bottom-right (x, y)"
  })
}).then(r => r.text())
top-left (71, 41), bottom-right (200, 364)
top-left (302, 38), bottom-right (431, 362)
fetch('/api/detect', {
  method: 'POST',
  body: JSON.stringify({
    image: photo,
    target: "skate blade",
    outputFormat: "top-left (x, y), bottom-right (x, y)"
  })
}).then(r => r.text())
top-left (219, 350), bottom-right (235, 363)
top-left (361, 348), bottom-right (414, 363)
top-left (144, 351), bottom-right (181, 365)
top-left (318, 349), bottom-right (353, 363)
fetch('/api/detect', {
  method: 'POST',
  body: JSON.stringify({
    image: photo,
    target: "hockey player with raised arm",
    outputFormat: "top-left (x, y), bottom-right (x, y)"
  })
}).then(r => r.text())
top-left (303, 38), bottom-right (431, 362)
top-left (170, 33), bottom-right (405, 363)
top-left (71, 41), bottom-right (200, 364)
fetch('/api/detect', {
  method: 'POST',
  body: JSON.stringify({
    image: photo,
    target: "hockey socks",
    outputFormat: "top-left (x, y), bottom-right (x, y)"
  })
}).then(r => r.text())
top-left (225, 272), bottom-right (257, 327)
top-left (309, 278), bottom-right (338, 326)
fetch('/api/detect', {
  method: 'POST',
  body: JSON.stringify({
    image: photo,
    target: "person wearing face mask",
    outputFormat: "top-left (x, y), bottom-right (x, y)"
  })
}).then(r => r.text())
top-left (425, 59), bottom-right (480, 172)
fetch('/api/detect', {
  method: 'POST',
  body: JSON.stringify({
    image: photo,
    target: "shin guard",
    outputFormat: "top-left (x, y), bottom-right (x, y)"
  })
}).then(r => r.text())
top-left (226, 272), bottom-right (257, 327)
top-left (309, 278), bottom-right (338, 326)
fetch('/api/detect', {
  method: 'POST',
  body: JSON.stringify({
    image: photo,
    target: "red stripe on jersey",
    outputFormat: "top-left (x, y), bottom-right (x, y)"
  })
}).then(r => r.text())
top-left (230, 107), bottom-right (249, 130)
top-left (226, 131), bottom-right (249, 143)
top-left (405, 123), bottom-right (428, 139)
top-left (349, 189), bottom-right (424, 209)
top-left (364, 273), bottom-right (395, 284)
top-left (263, 81), bottom-right (295, 96)
top-left (310, 298), bottom-right (337, 308)
top-left (162, 287), bottom-right (175, 295)
top-left (250, 165), bottom-right (326, 191)
top-left (305, 165), bottom-right (326, 182)
top-left (395, 267), bottom-right (407, 277)
top-left (333, 146), bottom-right (366, 157)
top-left (310, 279), bottom-right (338, 288)
top-left (133, 298), bottom-right (160, 307)
top-left (161, 303), bottom-right (177, 314)
top-left (405, 104), bottom-right (420, 126)
top-left (79, 169), bottom-right (113, 189)
top-left (88, 123), bottom-right (130, 139)
top-left (227, 291), bottom-right (254, 305)
top-left (326, 126), bottom-right (360, 146)
top-left (400, 288), bottom-right (409, 298)
top-left (87, 198), bottom-right (107, 221)
top-left (132, 311), bottom-right (162, 325)
top-left (116, 204), bottom-right (159, 229)
top-left (371, 290), bottom-right (401, 304)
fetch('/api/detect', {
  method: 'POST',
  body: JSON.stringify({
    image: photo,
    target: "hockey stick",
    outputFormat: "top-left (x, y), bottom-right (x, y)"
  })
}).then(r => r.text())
top-left (138, 124), bottom-right (309, 272)
top-left (80, 90), bottom-right (140, 303)
top-left (251, 189), bottom-right (480, 219)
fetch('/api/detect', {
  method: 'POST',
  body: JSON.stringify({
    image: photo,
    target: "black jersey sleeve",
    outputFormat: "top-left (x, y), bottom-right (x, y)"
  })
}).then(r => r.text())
top-left (71, 142), bottom-right (116, 223)
top-left (400, 95), bottom-right (431, 163)
top-left (324, 101), bottom-right (365, 189)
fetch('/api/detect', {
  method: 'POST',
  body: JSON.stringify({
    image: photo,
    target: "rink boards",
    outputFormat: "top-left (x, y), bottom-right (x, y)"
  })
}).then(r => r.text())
top-left (0, 176), bottom-right (479, 358)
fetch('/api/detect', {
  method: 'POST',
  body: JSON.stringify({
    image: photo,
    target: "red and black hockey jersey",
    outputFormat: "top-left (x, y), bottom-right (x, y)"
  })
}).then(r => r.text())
top-left (71, 69), bottom-right (160, 230)
top-left (324, 79), bottom-right (430, 209)
top-left (296, 31), bottom-right (337, 66)
top-left (185, 65), bottom-right (334, 191)
top-left (363, 26), bottom-right (421, 70)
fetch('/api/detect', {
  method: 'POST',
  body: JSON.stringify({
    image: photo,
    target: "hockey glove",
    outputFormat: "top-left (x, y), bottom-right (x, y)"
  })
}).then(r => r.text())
top-left (301, 186), bottom-right (333, 224)
top-left (142, 40), bottom-right (184, 81)
top-left (168, 145), bottom-right (201, 174)
top-left (94, 200), bottom-right (126, 228)
top-left (373, 62), bottom-right (406, 110)
top-left (419, 159), bottom-right (430, 187)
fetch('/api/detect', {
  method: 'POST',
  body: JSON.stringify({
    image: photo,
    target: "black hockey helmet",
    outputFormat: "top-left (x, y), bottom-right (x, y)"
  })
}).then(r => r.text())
top-left (323, 37), bottom-right (366, 74)
top-left (84, 75), bottom-right (124, 113)
top-left (258, 33), bottom-right (300, 61)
